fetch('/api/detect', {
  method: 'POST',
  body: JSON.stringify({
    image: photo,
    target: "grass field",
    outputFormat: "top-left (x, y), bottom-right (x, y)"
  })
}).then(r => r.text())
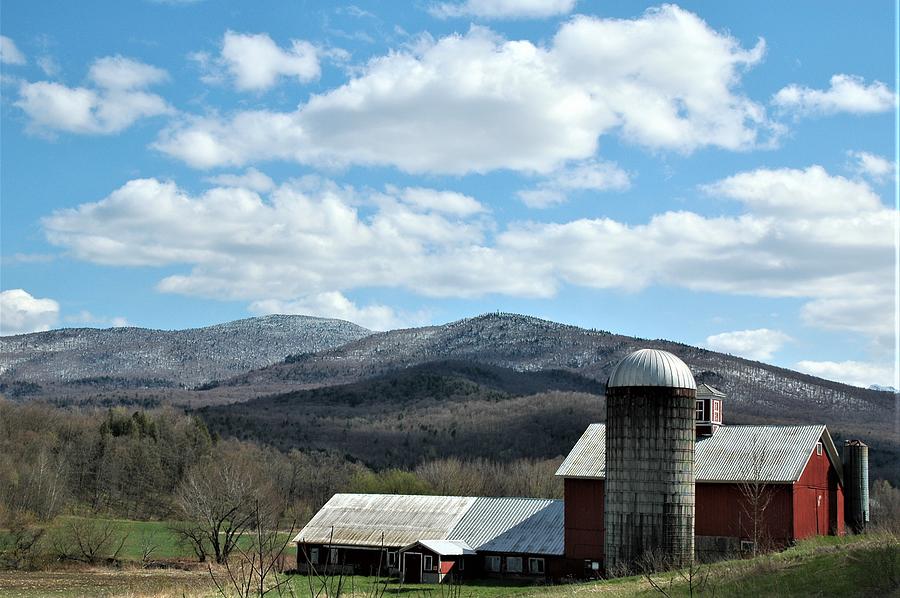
top-left (0, 524), bottom-right (897, 597)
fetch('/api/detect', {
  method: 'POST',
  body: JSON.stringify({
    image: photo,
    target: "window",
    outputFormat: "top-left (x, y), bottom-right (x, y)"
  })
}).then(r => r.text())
top-left (459, 558), bottom-right (465, 571)
top-left (485, 556), bottom-right (501, 572)
top-left (506, 556), bottom-right (523, 573)
top-left (740, 540), bottom-right (756, 553)
top-left (423, 555), bottom-right (434, 571)
top-left (816, 441), bottom-right (823, 456)
top-left (584, 560), bottom-right (599, 571)
top-left (387, 551), bottom-right (397, 567)
top-left (329, 548), bottom-right (339, 564)
top-left (695, 399), bottom-right (705, 421)
top-left (528, 558), bottom-right (545, 574)
top-left (309, 548), bottom-right (319, 564)
top-left (712, 400), bottom-right (721, 423)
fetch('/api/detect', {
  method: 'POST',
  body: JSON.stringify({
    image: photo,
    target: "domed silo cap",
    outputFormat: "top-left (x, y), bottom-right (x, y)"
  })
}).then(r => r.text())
top-left (607, 348), bottom-right (696, 389)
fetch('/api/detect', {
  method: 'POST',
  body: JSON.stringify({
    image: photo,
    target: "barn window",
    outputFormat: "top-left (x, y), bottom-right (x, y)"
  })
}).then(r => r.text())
top-left (695, 400), bottom-right (705, 421)
top-left (528, 558), bottom-right (545, 574)
top-left (506, 556), bottom-right (523, 573)
top-left (816, 441), bottom-right (823, 456)
top-left (387, 551), bottom-right (397, 567)
top-left (309, 548), bottom-right (319, 564)
top-left (712, 400), bottom-right (721, 423)
top-left (741, 540), bottom-right (756, 553)
top-left (329, 548), bottom-right (339, 564)
top-left (485, 556), bottom-right (501, 572)
top-left (423, 555), bottom-right (433, 571)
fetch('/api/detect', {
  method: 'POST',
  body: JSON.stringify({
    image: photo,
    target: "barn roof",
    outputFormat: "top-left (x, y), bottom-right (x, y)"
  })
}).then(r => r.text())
top-left (293, 494), bottom-right (474, 547)
top-left (293, 494), bottom-right (564, 555)
top-left (448, 497), bottom-right (564, 555)
top-left (556, 424), bottom-right (841, 484)
top-left (402, 540), bottom-right (476, 556)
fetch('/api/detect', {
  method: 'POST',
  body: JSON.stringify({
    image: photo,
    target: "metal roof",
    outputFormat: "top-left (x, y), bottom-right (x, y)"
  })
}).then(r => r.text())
top-left (607, 349), bottom-right (696, 390)
top-left (448, 497), bottom-right (564, 556)
top-left (294, 494), bottom-right (564, 556)
top-left (556, 424), bottom-right (836, 483)
top-left (292, 494), bottom-right (474, 547)
top-left (402, 540), bottom-right (476, 556)
top-left (696, 383), bottom-right (725, 397)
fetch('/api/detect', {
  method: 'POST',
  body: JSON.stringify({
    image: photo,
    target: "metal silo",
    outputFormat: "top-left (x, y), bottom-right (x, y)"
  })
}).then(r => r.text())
top-left (842, 440), bottom-right (869, 534)
top-left (604, 349), bottom-right (696, 572)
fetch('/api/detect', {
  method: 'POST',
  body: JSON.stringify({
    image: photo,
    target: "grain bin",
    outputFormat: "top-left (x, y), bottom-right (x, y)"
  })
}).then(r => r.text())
top-left (842, 440), bottom-right (869, 534)
top-left (604, 349), bottom-right (696, 572)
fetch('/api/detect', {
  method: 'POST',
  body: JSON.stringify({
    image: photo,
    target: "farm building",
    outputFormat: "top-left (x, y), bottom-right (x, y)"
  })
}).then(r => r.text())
top-left (294, 348), bottom-right (866, 581)
top-left (293, 494), bottom-right (565, 582)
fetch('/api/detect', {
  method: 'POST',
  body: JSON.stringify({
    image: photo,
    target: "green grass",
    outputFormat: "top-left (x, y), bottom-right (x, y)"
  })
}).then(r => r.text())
top-left (1, 522), bottom-right (897, 597)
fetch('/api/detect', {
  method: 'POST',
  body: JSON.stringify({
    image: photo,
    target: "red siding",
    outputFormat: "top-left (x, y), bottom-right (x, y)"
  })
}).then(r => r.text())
top-left (793, 444), bottom-right (844, 539)
top-left (564, 478), bottom-right (604, 561)
top-left (696, 482), bottom-right (793, 546)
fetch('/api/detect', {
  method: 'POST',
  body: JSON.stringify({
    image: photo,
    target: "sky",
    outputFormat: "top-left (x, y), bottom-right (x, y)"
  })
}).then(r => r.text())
top-left (0, 0), bottom-right (896, 388)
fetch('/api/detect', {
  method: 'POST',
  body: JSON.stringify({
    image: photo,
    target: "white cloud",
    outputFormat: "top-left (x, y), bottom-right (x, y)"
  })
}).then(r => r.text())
top-left (249, 292), bottom-right (425, 331)
top-left (41, 164), bottom-right (892, 352)
top-left (702, 165), bottom-right (883, 216)
top-left (518, 159), bottom-right (630, 207)
top-left (395, 187), bottom-right (487, 216)
top-left (1, 36), bottom-right (26, 65)
top-left (214, 31), bottom-right (320, 91)
top-left (773, 74), bottom-right (896, 115)
top-left (847, 150), bottom-right (894, 184)
top-left (88, 55), bottom-right (168, 90)
top-left (705, 328), bottom-right (791, 361)
top-left (156, 6), bottom-right (775, 172)
top-left (795, 360), bottom-right (894, 389)
top-left (0, 289), bottom-right (60, 336)
top-left (430, 0), bottom-right (576, 19)
top-left (204, 168), bottom-right (275, 193)
top-left (16, 56), bottom-right (172, 135)
top-left (37, 55), bottom-right (60, 77)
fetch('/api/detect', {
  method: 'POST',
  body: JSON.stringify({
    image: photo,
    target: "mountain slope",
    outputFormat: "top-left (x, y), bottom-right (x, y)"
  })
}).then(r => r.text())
top-left (0, 315), bottom-right (371, 388)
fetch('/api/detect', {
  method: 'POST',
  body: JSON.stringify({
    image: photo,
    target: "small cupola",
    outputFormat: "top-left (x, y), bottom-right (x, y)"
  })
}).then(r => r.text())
top-left (695, 383), bottom-right (724, 436)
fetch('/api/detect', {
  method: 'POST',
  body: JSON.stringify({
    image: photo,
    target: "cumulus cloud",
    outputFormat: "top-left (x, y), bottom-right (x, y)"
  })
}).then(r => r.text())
top-left (0, 289), bottom-right (60, 336)
top-left (518, 159), bottom-right (630, 207)
top-left (847, 150), bottom-right (894, 184)
top-left (16, 55), bottom-right (172, 135)
top-left (795, 360), bottom-right (894, 389)
top-left (773, 74), bottom-right (896, 116)
top-left (705, 328), bottom-right (791, 361)
top-left (702, 165), bottom-right (882, 216)
top-left (155, 6), bottom-right (775, 172)
top-left (204, 168), bottom-right (275, 192)
top-left (430, 0), bottom-right (576, 19)
top-left (41, 164), bottom-right (892, 353)
top-left (249, 292), bottom-right (425, 331)
top-left (195, 31), bottom-right (320, 91)
top-left (1, 35), bottom-right (26, 65)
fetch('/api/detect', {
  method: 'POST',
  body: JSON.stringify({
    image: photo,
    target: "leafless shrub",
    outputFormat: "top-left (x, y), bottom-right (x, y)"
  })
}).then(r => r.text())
top-left (53, 517), bottom-right (128, 565)
top-left (0, 511), bottom-right (45, 569)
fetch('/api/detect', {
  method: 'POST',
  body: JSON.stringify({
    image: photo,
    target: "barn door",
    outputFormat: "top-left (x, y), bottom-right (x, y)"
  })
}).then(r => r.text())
top-left (815, 490), bottom-right (828, 535)
top-left (403, 553), bottom-right (422, 584)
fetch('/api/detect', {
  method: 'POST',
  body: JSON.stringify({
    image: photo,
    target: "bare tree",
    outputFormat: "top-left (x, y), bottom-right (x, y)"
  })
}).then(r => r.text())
top-left (175, 443), bottom-right (272, 564)
top-left (138, 529), bottom-right (160, 568)
top-left (58, 517), bottom-right (128, 565)
top-left (738, 437), bottom-right (774, 557)
top-left (208, 499), bottom-right (298, 598)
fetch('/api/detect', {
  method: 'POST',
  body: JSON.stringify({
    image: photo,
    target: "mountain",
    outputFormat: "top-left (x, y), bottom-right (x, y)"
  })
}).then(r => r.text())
top-left (0, 315), bottom-right (371, 389)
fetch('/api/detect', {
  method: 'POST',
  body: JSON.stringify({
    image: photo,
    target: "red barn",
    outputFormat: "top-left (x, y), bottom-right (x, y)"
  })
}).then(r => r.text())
top-left (557, 394), bottom-right (845, 570)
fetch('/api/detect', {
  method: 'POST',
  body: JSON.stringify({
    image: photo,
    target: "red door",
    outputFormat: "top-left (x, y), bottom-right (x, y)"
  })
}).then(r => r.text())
top-left (816, 490), bottom-right (828, 535)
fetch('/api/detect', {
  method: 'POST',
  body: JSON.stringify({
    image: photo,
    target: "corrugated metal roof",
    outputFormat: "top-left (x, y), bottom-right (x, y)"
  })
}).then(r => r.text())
top-left (556, 423), bottom-right (831, 483)
top-left (554, 423), bottom-right (605, 480)
top-left (292, 494), bottom-right (474, 547)
top-left (607, 349), bottom-right (696, 390)
top-left (448, 497), bottom-right (564, 556)
top-left (294, 494), bottom-right (564, 556)
top-left (403, 540), bottom-right (475, 556)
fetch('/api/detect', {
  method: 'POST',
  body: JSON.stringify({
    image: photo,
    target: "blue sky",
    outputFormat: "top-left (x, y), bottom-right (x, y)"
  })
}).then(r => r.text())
top-left (0, 0), bottom-right (896, 388)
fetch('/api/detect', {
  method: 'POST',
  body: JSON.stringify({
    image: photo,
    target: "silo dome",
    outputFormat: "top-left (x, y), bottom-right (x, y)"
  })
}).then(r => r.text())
top-left (607, 348), bottom-right (696, 390)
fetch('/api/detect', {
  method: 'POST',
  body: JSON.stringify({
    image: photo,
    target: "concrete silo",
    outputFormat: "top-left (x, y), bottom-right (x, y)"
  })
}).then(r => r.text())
top-left (604, 349), bottom-right (696, 572)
